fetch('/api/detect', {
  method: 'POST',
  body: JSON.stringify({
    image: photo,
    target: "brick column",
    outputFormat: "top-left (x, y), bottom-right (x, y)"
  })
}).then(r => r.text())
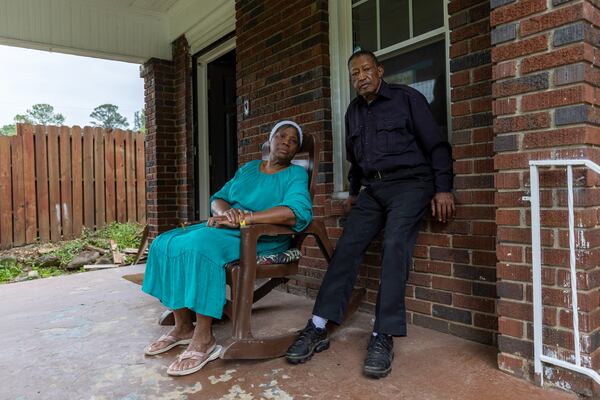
top-left (142, 58), bottom-right (177, 238)
top-left (492, 0), bottom-right (600, 394)
top-left (142, 36), bottom-right (194, 239)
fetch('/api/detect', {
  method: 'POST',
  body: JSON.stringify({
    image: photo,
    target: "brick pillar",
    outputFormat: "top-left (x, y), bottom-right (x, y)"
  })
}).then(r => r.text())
top-left (142, 58), bottom-right (177, 238)
top-left (492, 0), bottom-right (600, 395)
top-left (404, 0), bottom-right (497, 344)
top-left (142, 36), bottom-right (194, 238)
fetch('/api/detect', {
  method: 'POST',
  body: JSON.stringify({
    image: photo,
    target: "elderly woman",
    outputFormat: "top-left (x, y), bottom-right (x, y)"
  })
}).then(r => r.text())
top-left (142, 120), bottom-right (312, 376)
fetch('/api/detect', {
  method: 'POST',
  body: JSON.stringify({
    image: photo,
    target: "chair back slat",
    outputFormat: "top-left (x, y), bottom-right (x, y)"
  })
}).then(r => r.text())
top-left (261, 132), bottom-right (319, 200)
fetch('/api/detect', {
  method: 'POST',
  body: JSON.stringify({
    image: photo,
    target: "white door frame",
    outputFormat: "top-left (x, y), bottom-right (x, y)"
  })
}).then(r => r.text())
top-left (195, 36), bottom-right (236, 219)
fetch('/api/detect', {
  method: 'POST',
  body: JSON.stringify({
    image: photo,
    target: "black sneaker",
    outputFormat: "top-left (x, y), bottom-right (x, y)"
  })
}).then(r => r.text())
top-left (363, 334), bottom-right (394, 378)
top-left (285, 319), bottom-right (330, 364)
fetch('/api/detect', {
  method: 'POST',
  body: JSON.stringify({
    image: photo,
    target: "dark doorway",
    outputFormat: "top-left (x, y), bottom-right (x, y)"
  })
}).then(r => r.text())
top-left (207, 50), bottom-right (237, 195)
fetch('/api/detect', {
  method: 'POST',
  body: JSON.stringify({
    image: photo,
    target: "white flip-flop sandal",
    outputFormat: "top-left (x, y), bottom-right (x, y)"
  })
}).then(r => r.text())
top-left (144, 334), bottom-right (193, 356)
top-left (167, 344), bottom-right (222, 376)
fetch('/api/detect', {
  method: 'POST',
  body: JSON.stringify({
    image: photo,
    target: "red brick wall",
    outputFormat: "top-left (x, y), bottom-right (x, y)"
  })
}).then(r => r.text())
top-left (411, 0), bottom-right (497, 344)
top-left (235, 0), bottom-right (498, 347)
top-left (491, 0), bottom-right (600, 394)
top-left (142, 36), bottom-right (194, 239)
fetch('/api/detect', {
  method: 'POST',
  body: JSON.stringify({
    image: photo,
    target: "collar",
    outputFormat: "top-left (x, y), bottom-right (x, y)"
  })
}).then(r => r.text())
top-left (357, 79), bottom-right (391, 105)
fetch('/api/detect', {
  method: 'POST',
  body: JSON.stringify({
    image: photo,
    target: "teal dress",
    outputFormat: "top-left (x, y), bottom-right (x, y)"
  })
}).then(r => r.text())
top-left (142, 160), bottom-right (313, 319)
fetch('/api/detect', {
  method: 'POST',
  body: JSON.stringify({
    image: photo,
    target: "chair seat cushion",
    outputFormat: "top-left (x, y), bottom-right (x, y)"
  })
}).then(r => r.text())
top-left (225, 248), bottom-right (302, 268)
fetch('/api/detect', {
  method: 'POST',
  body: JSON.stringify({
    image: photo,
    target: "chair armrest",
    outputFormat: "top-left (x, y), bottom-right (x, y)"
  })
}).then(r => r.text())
top-left (240, 223), bottom-right (295, 240)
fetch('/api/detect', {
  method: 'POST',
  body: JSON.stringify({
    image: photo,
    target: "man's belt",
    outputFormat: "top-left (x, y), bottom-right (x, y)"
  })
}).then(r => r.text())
top-left (364, 165), bottom-right (432, 182)
top-left (364, 167), bottom-right (403, 181)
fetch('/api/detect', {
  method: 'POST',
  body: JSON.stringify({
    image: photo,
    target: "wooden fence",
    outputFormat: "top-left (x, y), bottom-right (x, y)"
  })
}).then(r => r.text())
top-left (0, 124), bottom-right (146, 249)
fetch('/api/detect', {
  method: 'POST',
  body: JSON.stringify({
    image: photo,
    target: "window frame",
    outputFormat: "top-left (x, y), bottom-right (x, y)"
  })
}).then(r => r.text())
top-left (329, 0), bottom-right (451, 195)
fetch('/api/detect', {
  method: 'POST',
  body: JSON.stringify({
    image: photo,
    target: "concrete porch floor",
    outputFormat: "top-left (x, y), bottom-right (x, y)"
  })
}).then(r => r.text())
top-left (0, 265), bottom-right (577, 400)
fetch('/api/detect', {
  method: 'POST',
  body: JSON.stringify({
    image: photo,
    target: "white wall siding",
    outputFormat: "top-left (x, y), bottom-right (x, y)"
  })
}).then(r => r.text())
top-left (167, 0), bottom-right (235, 55)
top-left (0, 0), bottom-right (171, 62)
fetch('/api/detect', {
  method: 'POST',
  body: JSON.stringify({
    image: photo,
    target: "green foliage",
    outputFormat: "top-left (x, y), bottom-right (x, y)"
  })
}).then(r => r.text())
top-left (0, 259), bottom-right (22, 283)
top-left (15, 104), bottom-right (65, 125)
top-left (90, 104), bottom-right (129, 129)
top-left (133, 108), bottom-right (146, 133)
top-left (48, 222), bottom-right (142, 266)
top-left (50, 238), bottom-right (87, 267)
top-left (95, 222), bottom-right (142, 250)
top-left (32, 265), bottom-right (64, 278)
top-left (0, 124), bottom-right (16, 136)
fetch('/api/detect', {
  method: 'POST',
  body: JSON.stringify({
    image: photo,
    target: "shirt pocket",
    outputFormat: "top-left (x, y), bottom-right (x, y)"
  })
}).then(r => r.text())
top-left (346, 125), bottom-right (363, 162)
top-left (375, 117), bottom-right (410, 154)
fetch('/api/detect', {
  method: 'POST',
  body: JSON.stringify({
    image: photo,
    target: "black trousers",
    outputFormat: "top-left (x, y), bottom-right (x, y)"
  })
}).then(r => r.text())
top-left (313, 166), bottom-right (435, 336)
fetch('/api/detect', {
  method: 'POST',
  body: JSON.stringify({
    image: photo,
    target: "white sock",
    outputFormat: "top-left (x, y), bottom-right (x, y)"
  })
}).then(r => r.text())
top-left (311, 315), bottom-right (327, 329)
top-left (372, 332), bottom-right (378, 336)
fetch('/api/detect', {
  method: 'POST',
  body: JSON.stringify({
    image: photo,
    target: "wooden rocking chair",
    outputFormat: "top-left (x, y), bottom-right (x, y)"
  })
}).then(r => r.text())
top-left (135, 132), bottom-right (365, 360)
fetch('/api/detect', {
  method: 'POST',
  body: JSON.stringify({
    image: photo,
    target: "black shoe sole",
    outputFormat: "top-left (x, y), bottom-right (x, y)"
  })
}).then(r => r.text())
top-left (363, 365), bottom-right (392, 379)
top-left (363, 351), bottom-right (394, 379)
top-left (285, 339), bottom-right (330, 364)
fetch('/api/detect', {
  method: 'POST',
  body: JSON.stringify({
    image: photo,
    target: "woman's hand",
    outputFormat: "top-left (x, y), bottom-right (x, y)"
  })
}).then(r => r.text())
top-left (222, 208), bottom-right (248, 225)
top-left (207, 215), bottom-right (237, 228)
top-left (207, 209), bottom-right (250, 228)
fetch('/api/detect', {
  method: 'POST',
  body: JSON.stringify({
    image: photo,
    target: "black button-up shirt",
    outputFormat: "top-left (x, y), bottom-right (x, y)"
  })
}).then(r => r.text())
top-left (345, 80), bottom-right (453, 195)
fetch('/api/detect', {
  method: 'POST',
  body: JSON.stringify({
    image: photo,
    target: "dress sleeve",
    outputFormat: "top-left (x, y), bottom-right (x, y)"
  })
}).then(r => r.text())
top-left (275, 167), bottom-right (313, 232)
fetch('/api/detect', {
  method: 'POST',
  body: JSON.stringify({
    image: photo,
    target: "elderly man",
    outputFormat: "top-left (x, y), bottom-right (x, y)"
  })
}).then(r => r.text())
top-left (286, 50), bottom-right (455, 378)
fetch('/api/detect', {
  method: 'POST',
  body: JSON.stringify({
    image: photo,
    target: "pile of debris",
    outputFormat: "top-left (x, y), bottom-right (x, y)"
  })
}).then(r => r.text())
top-left (0, 226), bottom-right (148, 283)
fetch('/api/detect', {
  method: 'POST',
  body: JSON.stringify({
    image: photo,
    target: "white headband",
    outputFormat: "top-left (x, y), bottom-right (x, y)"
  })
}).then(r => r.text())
top-left (269, 120), bottom-right (303, 146)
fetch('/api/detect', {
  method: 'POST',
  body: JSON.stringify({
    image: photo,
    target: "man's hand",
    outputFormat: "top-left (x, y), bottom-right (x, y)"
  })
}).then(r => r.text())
top-left (343, 195), bottom-right (358, 215)
top-left (431, 192), bottom-right (455, 223)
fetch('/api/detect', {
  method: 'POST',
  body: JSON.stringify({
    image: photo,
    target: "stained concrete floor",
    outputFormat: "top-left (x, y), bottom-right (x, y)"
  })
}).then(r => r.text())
top-left (0, 265), bottom-right (577, 400)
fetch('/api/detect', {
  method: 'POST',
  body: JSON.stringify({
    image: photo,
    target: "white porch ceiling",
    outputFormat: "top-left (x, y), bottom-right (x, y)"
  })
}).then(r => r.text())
top-left (0, 0), bottom-right (235, 63)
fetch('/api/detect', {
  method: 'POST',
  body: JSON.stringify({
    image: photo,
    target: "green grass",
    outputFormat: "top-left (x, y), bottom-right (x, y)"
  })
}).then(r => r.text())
top-left (94, 222), bottom-right (142, 250)
top-left (48, 222), bottom-right (143, 267)
top-left (32, 265), bottom-right (64, 278)
top-left (0, 259), bottom-right (22, 283)
top-left (50, 238), bottom-right (87, 267)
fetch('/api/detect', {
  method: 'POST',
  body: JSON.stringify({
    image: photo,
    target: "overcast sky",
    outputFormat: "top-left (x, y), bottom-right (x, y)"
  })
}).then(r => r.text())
top-left (0, 45), bottom-right (144, 127)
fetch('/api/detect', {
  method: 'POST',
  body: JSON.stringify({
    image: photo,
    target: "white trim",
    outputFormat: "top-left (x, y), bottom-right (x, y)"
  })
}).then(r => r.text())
top-left (168, 0), bottom-right (235, 55)
top-left (329, 0), bottom-right (353, 193)
top-left (376, 0), bottom-right (381, 50)
top-left (195, 37), bottom-right (236, 219)
top-left (0, 37), bottom-right (150, 64)
top-left (374, 27), bottom-right (447, 59)
top-left (408, 0), bottom-right (414, 39)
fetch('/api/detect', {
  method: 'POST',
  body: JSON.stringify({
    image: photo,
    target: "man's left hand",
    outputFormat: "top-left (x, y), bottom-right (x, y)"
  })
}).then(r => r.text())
top-left (431, 192), bottom-right (455, 223)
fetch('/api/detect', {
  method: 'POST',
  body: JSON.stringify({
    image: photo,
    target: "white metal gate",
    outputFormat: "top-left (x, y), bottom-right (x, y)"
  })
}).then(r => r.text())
top-left (528, 159), bottom-right (600, 385)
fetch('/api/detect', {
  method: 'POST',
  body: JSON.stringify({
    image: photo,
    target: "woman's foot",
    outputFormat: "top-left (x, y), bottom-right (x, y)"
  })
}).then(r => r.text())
top-left (144, 327), bottom-right (194, 356)
top-left (167, 337), bottom-right (221, 376)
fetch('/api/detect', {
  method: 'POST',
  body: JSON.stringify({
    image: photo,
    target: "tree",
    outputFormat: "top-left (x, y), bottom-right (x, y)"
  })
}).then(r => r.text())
top-left (14, 103), bottom-right (65, 125)
top-left (133, 108), bottom-right (146, 133)
top-left (89, 104), bottom-right (129, 129)
top-left (0, 124), bottom-right (16, 136)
